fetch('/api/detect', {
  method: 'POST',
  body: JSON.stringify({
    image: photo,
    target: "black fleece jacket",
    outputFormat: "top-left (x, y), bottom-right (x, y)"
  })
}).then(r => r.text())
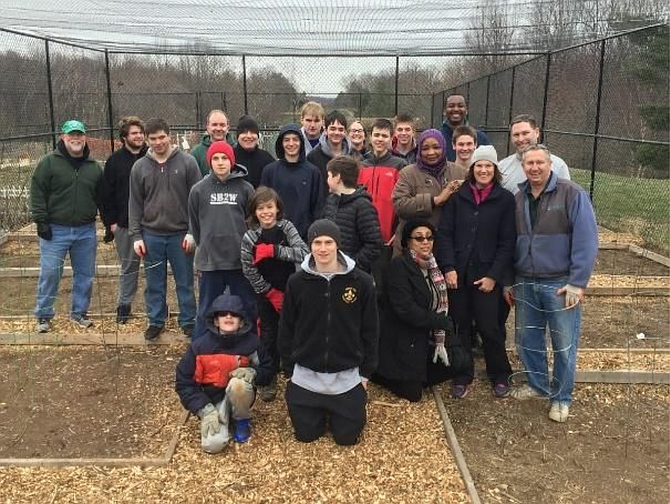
top-left (278, 255), bottom-right (379, 378)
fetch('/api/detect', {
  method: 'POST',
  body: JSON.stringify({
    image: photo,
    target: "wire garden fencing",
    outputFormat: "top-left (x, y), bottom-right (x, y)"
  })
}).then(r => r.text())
top-left (432, 24), bottom-right (669, 255)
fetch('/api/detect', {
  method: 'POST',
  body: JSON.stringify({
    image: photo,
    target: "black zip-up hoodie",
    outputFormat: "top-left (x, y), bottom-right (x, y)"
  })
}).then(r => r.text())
top-left (101, 144), bottom-right (148, 228)
top-left (278, 253), bottom-right (379, 379)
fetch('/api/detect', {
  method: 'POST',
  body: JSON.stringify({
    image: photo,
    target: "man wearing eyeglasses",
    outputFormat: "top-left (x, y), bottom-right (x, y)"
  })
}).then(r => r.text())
top-left (507, 144), bottom-right (597, 424)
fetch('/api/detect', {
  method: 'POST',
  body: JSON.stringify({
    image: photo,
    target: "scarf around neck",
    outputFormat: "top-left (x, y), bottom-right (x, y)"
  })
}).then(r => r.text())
top-left (409, 249), bottom-right (449, 345)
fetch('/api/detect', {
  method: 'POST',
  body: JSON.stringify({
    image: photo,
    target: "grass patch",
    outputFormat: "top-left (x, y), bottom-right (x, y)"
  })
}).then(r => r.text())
top-left (572, 168), bottom-right (669, 255)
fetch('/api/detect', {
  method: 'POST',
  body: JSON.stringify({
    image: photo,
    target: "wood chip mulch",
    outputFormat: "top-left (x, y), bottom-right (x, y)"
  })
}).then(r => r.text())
top-left (0, 379), bottom-right (469, 503)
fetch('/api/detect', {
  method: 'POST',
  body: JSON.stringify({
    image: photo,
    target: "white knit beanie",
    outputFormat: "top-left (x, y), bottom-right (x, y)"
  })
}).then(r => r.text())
top-left (470, 145), bottom-right (499, 168)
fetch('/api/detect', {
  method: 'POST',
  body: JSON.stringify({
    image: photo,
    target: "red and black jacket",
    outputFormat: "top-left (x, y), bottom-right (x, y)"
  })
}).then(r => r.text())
top-left (175, 295), bottom-right (274, 413)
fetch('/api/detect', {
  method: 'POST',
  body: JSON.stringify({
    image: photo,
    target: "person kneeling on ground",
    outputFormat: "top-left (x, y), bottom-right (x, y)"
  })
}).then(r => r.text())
top-left (372, 220), bottom-right (465, 401)
top-left (175, 292), bottom-right (273, 453)
top-left (278, 219), bottom-right (379, 446)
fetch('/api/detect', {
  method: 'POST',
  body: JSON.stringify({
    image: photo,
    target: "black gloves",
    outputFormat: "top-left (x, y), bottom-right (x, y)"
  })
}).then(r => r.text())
top-left (36, 223), bottom-right (52, 241)
top-left (103, 227), bottom-right (115, 243)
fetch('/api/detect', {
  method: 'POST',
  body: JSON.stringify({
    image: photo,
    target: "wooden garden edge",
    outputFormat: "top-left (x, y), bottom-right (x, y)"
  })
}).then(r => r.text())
top-left (0, 410), bottom-right (189, 468)
top-left (431, 387), bottom-right (482, 504)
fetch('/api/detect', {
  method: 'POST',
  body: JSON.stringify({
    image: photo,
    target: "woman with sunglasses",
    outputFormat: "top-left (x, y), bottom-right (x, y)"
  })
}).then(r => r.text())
top-left (435, 145), bottom-right (515, 399)
top-left (372, 219), bottom-right (465, 402)
top-left (391, 129), bottom-right (467, 256)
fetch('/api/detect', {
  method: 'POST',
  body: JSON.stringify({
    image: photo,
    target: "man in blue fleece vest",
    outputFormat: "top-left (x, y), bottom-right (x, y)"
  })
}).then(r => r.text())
top-left (506, 144), bottom-right (598, 424)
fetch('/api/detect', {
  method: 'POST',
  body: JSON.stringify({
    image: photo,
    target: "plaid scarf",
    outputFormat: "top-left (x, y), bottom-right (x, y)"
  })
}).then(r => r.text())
top-left (410, 249), bottom-right (449, 345)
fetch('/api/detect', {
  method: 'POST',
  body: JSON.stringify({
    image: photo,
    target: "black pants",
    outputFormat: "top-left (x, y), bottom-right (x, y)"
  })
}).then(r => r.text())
top-left (285, 381), bottom-right (367, 446)
top-left (448, 284), bottom-right (512, 385)
top-left (257, 294), bottom-right (280, 372)
top-left (372, 352), bottom-right (455, 402)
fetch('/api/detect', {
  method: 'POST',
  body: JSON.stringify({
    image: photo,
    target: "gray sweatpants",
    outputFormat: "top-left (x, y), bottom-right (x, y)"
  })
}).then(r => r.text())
top-left (201, 377), bottom-right (255, 454)
top-left (114, 226), bottom-right (140, 306)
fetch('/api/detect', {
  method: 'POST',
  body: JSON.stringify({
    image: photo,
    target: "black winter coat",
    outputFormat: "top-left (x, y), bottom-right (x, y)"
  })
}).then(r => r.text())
top-left (101, 145), bottom-right (148, 228)
top-left (435, 182), bottom-right (516, 286)
top-left (377, 251), bottom-right (454, 382)
top-left (322, 187), bottom-right (382, 272)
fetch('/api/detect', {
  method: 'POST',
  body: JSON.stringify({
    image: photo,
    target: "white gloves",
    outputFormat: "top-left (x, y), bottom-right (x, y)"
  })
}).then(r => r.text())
top-left (558, 284), bottom-right (584, 308)
top-left (133, 239), bottom-right (146, 258)
top-left (229, 367), bottom-right (257, 385)
top-left (433, 342), bottom-right (450, 367)
top-left (198, 403), bottom-right (220, 438)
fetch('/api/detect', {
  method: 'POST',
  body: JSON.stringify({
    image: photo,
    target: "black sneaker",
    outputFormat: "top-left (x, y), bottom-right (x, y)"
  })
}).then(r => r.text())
top-left (116, 304), bottom-right (131, 324)
top-left (181, 324), bottom-right (195, 338)
top-left (144, 325), bottom-right (164, 341)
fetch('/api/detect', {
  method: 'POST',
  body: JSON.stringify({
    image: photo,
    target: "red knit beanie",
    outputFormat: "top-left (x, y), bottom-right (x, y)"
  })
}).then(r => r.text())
top-left (206, 141), bottom-right (235, 168)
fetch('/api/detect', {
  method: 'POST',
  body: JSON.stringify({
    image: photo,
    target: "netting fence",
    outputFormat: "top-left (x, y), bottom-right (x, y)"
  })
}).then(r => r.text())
top-left (432, 24), bottom-right (670, 255)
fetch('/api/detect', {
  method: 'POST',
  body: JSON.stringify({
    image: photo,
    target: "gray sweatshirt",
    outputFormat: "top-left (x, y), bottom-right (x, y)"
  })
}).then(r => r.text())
top-left (188, 165), bottom-right (254, 271)
top-left (128, 148), bottom-right (202, 236)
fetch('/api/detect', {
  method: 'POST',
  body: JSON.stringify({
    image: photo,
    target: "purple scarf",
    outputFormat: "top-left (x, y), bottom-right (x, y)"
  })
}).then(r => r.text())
top-left (416, 129), bottom-right (447, 179)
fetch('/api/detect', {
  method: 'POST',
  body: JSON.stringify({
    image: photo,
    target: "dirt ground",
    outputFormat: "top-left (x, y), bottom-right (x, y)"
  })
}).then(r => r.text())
top-left (0, 346), bottom-right (184, 458)
top-left (440, 381), bottom-right (670, 504)
top-left (505, 296), bottom-right (670, 349)
top-left (0, 345), bottom-right (468, 503)
top-left (594, 249), bottom-right (669, 277)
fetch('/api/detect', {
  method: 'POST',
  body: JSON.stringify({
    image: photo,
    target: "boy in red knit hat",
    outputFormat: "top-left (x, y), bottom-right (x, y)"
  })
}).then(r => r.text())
top-left (187, 141), bottom-right (256, 340)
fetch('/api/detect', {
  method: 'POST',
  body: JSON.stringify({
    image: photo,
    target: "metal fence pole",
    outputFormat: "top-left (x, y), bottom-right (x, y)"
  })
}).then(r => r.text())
top-left (195, 91), bottom-right (200, 129)
top-left (104, 49), bottom-right (115, 152)
top-left (242, 55), bottom-right (248, 115)
top-left (358, 93), bottom-right (363, 120)
top-left (394, 56), bottom-right (400, 116)
top-left (540, 53), bottom-right (552, 133)
top-left (44, 40), bottom-right (56, 149)
top-left (484, 75), bottom-right (491, 128)
top-left (589, 39), bottom-right (607, 201)
top-left (506, 66), bottom-right (516, 156)
top-left (431, 93), bottom-right (436, 129)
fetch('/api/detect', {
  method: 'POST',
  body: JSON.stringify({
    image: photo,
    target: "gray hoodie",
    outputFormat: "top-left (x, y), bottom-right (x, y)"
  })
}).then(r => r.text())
top-left (188, 165), bottom-right (254, 271)
top-left (128, 147), bottom-right (202, 236)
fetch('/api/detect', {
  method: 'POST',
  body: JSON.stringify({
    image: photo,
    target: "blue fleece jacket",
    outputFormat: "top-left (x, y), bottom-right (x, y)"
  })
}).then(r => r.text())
top-left (514, 173), bottom-right (598, 288)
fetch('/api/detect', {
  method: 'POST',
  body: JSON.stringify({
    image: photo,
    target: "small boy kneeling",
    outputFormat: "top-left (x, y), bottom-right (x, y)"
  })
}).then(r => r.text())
top-left (176, 292), bottom-right (273, 453)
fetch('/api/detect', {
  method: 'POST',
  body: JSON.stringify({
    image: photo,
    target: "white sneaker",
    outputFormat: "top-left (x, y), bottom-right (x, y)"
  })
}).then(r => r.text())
top-left (509, 384), bottom-right (544, 400)
top-left (71, 315), bottom-right (94, 328)
top-left (36, 319), bottom-right (51, 333)
top-left (548, 402), bottom-right (570, 423)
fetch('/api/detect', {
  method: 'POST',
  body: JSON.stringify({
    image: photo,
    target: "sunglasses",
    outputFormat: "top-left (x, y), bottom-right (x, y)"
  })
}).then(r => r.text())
top-left (410, 235), bottom-right (434, 243)
top-left (216, 311), bottom-right (239, 317)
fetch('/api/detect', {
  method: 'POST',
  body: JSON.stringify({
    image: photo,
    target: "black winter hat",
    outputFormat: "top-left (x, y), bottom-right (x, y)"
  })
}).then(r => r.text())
top-left (307, 219), bottom-right (341, 248)
top-left (401, 219), bottom-right (436, 248)
top-left (236, 115), bottom-right (259, 137)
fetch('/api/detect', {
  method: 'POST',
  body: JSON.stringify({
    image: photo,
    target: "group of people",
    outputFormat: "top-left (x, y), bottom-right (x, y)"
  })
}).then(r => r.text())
top-left (29, 95), bottom-right (598, 453)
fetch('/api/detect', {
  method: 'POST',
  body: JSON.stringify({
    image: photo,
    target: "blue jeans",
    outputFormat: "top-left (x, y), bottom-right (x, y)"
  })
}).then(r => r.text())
top-left (35, 223), bottom-right (97, 320)
top-left (514, 276), bottom-right (582, 404)
top-left (143, 231), bottom-right (196, 328)
top-left (194, 269), bottom-right (257, 340)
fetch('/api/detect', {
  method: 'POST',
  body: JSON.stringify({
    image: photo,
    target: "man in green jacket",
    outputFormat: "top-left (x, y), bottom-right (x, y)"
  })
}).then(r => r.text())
top-left (30, 120), bottom-right (104, 333)
top-left (190, 109), bottom-right (236, 176)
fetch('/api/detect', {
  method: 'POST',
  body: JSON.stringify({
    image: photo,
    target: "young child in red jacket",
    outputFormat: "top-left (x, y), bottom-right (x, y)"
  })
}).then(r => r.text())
top-left (175, 291), bottom-right (273, 453)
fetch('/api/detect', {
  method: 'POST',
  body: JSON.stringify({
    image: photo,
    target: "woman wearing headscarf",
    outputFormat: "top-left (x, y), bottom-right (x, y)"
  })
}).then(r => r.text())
top-left (391, 129), bottom-right (467, 256)
top-left (435, 145), bottom-right (515, 399)
top-left (373, 219), bottom-right (465, 402)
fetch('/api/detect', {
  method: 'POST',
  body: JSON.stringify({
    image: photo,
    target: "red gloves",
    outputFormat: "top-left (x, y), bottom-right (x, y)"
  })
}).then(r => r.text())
top-left (253, 243), bottom-right (275, 264)
top-left (266, 288), bottom-right (284, 313)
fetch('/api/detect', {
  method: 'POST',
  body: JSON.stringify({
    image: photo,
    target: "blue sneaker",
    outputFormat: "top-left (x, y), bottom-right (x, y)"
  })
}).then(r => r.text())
top-left (452, 384), bottom-right (469, 399)
top-left (233, 418), bottom-right (251, 443)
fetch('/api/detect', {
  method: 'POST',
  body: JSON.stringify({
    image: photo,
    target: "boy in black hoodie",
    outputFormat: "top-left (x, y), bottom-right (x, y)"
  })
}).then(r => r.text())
top-left (176, 292), bottom-right (273, 453)
top-left (233, 115), bottom-right (274, 188)
top-left (260, 124), bottom-right (324, 239)
top-left (322, 156), bottom-right (382, 272)
top-left (279, 220), bottom-right (379, 446)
